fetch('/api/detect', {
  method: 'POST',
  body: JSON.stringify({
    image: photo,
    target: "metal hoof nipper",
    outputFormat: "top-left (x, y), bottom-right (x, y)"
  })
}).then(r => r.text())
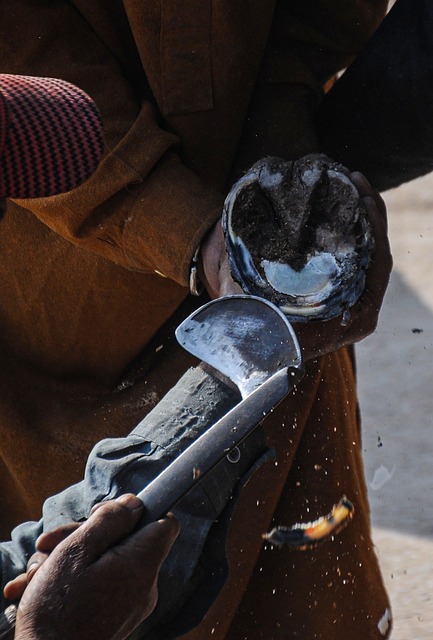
top-left (135, 295), bottom-right (353, 549)
top-left (136, 295), bottom-right (304, 521)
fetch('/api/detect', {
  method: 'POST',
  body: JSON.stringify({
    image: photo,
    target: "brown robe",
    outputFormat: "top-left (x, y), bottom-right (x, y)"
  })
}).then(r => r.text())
top-left (0, 1), bottom-right (391, 637)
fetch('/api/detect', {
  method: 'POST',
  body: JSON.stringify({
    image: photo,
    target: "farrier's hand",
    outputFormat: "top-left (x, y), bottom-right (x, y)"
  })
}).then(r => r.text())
top-left (7, 495), bottom-right (179, 640)
top-left (294, 172), bottom-right (392, 361)
top-left (198, 220), bottom-right (242, 298)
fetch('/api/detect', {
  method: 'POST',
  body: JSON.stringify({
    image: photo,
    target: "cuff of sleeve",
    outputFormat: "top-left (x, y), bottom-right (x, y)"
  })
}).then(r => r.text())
top-left (122, 154), bottom-right (224, 286)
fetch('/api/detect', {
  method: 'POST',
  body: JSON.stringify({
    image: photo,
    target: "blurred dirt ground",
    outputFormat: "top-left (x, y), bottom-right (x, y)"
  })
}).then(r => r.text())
top-left (357, 173), bottom-right (433, 639)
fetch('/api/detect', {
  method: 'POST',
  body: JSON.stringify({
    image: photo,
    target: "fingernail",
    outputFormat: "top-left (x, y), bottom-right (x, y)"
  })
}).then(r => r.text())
top-left (115, 494), bottom-right (143, 511)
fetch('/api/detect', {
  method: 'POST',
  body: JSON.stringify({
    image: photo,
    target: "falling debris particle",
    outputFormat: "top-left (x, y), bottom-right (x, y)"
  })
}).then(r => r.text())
top-left (155, 344), bottom-right (164, 352)
top-left (262, 496), bottom-right (354, 549)
top-left (340, 309), bottom-right (351, 326)
top-left (369, 465), bottom-right (395, 491)
top-left (192, 467), bottom-right (201, 480)
top-left (377, 435), bottom-right (383, 448)
top-left (411, 328), bottom-right (423, 334)
top-left (377, 608), bottom-right (392, 636)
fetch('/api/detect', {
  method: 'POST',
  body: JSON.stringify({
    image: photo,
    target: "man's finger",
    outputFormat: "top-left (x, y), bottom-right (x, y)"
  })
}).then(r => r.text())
top-left (350, 171), bottom-right (387, 222)
top-left (3, 547), bottom-right (51, 601)
top-left (119, 514), bottom-right (180, 570)
top-left (53, 494), bottom-right (145, 565)
top-left (36, 522), bottom-right (81, 553)
top-left (3, 573), bottom-right (28, 601)
top-left (93, 513), bottom-right (180, 615)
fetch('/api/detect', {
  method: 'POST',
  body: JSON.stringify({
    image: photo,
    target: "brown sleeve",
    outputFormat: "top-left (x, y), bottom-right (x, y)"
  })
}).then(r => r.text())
top-left (232, 0), bottom-right (389, 172)
top-left (1, 1), bottom-right (223, 286)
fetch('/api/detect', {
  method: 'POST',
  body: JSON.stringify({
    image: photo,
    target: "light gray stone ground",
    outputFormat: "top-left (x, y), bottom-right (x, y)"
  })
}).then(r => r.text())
top-left (357, 174), bottom-right (433, 639)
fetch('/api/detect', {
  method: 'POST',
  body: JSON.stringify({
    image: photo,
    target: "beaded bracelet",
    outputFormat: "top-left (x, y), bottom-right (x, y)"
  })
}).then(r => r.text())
top-left (189, 244), bottom-right (204, 296)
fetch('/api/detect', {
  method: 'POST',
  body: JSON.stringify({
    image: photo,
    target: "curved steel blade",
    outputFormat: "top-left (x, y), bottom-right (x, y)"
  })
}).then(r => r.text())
top-left (176, 295), bottom-right (303, 398)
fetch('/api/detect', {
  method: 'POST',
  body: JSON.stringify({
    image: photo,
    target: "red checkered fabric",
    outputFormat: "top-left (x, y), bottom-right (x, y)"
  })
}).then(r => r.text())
top-left (0, 74), bottom-right (105, 199)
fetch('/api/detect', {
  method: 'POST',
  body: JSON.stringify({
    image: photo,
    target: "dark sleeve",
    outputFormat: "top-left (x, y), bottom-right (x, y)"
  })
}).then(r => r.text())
top-left (232, 0), bottom-right (388, 173)
top-left (316, 0), bottom-right (433, 191)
